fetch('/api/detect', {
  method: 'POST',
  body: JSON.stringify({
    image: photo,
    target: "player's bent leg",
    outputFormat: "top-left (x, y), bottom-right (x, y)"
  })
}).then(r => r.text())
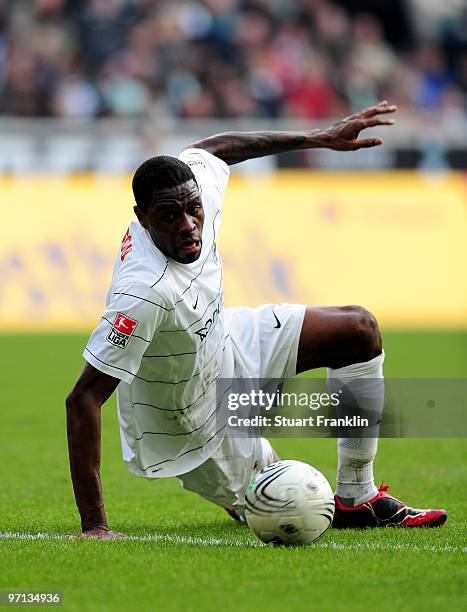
top-left (296, 305), bottom-right (447, 528)
top-left (226, 438), bottom-right (279, 523)
top-left (296, 305), bottom-right (382, 373)
top-left (177, 436), bottom-right (277, 525)
top-left (297, 304), bottom-right (384, 506)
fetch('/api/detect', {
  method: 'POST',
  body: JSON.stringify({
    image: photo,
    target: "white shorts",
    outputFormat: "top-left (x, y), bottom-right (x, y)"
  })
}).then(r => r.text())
top-left (177, 303), bottom-right (306, 511)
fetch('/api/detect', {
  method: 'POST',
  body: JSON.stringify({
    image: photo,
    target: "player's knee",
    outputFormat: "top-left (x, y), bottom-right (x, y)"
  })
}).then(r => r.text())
top-left (342, 305), bottom-right (382, 363)
top-left (65, 387), bottom-right (83, 411)
top-left (65, 390), bottom-right (77, 411)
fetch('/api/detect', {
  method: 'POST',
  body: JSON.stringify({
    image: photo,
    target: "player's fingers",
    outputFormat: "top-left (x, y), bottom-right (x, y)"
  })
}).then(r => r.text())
top-left (362, 118), bottom-right (395, 128)
top-left (353, 137), bottom-right (384, 149)
top-left (361, 102), bottom-right (397, 118)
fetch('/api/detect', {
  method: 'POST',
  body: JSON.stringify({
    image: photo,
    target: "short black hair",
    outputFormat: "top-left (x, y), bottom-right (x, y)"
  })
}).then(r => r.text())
top-left (132, 156), bottom-right (196, 212)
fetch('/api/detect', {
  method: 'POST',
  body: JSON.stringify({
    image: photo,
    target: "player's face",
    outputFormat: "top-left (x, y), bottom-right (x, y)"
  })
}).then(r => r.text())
top-left (135, 179), bottom-right (204, 264)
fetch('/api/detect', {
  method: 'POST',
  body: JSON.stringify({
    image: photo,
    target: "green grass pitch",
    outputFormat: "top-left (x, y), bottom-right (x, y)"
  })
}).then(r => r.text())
top-left (1, 331), bottom-right (466, 611)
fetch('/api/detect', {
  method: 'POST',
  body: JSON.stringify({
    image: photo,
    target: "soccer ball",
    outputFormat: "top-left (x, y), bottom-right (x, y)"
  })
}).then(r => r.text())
top-left (244, 460), bottom-right (335, 546)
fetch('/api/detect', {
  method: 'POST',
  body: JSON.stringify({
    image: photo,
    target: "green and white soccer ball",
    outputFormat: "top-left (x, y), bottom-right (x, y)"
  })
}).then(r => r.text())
top-left (244, 460), bottom-right (335, 546)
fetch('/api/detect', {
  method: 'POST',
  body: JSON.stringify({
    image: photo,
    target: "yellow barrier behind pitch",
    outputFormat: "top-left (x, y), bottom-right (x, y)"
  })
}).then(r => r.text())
top-left (2, 171), bottom-right (466, 331)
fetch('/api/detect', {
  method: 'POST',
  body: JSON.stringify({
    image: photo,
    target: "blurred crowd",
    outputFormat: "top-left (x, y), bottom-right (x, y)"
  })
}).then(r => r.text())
top-left (0, 0), bottom-right (466, 120)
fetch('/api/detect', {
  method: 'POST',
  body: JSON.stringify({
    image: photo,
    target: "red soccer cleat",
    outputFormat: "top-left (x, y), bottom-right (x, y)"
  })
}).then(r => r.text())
top-left (332, 482), bottom-right (447, 528)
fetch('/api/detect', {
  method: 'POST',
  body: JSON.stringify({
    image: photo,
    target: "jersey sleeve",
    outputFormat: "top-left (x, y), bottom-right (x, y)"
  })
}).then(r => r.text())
top-left (83, 283), bottom-right (167, 384)
top-left (178, 148), bottom-right (230, 206)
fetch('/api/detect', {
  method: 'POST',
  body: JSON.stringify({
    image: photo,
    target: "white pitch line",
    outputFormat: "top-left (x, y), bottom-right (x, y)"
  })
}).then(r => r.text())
top-left (314, 541), bottom-right (466, 553)
top-left (0, 532), bottom-right (259, 548)
top-left (0, 532), bottom-right (465, 553)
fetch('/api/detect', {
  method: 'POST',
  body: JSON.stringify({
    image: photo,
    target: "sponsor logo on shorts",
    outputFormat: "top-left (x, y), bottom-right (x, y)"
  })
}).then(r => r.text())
top-left (107, 313), bottom-right (138, 348)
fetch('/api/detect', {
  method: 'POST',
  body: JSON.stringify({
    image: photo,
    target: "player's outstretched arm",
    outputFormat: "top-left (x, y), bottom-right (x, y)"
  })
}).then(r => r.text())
top-left (66, 363), bottom-right (124, 539)
top-left (188, 100), bottom-right (396, 165)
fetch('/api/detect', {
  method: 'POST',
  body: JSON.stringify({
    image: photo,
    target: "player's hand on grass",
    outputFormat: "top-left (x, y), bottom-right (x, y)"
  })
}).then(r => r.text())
top-left (320, 100), bottom-right (397, 151)
top-left (68, 526), bottom-right (126, 540)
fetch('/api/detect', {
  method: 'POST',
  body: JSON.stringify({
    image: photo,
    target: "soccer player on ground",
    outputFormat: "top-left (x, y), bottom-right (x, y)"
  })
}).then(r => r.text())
top-left (66, 101), bottom-right (447, 539)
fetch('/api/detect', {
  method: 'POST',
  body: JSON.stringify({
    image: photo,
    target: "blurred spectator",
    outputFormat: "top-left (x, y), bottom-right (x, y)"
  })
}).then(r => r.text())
top-left (283, 54), bottom-right (339, 119)
top-left (0, 0), bottom-right (465, 119)
top-left (414, 45), bottom-right (455, 112)
top-left (51, 75), bottom-right (102, 117)
top-left (350, 15), bottom-right (397, 84)
top-left (76, 0), bottom-right (139, 75)
top-left (0, 45), bottom-right (49, 115)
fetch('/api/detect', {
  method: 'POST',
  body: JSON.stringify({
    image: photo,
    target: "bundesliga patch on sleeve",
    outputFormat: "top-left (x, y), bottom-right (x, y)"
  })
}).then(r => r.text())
top-left (107, 313), bottom-right (138, 348)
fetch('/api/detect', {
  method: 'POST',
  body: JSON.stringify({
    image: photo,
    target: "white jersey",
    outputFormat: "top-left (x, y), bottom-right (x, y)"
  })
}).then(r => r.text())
top-left (84, 149), bottom-right (234, 478)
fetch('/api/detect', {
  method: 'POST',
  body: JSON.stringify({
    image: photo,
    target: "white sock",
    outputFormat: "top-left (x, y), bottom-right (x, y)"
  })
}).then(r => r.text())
top-left (327, 351), bottom-right (385, 506)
